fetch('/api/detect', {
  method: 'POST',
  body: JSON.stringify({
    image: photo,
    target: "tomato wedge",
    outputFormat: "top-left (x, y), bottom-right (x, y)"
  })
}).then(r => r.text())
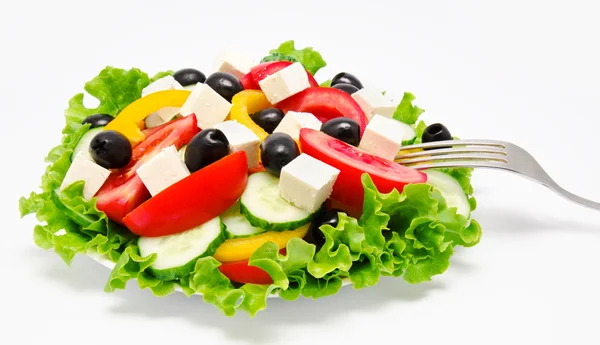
top-left (299, 128), bottom-right (427, 210)
top-left (95, 115), bottom-right (199, 223)
top-left (218, 249), bottom-right (286, 285)
top-left (244, 61), bottom-right (319, 89)
top-left (122, 151), bottom-right (249, 237)
top-left (278, 87), bottom-right (369, 137)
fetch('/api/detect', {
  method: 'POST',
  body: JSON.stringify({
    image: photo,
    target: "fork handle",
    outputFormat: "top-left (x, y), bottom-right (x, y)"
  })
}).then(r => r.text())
top-left (546, 183), bottom-right (600, 211)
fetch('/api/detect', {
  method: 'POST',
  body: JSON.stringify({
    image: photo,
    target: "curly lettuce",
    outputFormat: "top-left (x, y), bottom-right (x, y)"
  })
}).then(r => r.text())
top-left (262, 40), bottom-right (327, 75)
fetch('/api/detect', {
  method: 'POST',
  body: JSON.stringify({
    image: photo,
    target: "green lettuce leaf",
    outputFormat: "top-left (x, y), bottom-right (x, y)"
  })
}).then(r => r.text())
top-left (393, 92), bottom-right (425, 125)
top-left (263, 40), bottom-right (327, 75)
top-left (319, 79), bottom-right (332, 87)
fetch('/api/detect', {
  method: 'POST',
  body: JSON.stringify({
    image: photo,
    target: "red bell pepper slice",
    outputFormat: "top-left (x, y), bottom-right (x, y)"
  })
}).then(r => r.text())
top-left (122, 151), bottom-right (249, 237)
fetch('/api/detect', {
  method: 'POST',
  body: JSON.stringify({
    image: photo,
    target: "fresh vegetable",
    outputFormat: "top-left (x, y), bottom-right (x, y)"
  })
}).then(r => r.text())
top-left (423, 170), bottom-right (470, 217)
top-left (262, 40), bottom-right (327, 76)
top-left (95, 115), bottom-right (199, 223)
top-left (332, 83), bottom-right (360, 95)
top-left (278, 87), bottom-right (369, 137)
top-left (221, 202), bottom-right (266, 239)
top-left (103, 89), bottom-right (191, 146)
top-left (397, 121), bottom-right (417, 146)
top-left (173, 68), bottom-right (206, 86)
top-left (229, 90), bottom-right (273, 140)
top-left (392, 92), bottom-right (425, 125)
top-left (240, 172), bottom-right (313, 231)
top-left (138, 217), bottom-right (226, 281)
top-left (250, 108), bottom-right (284, 134)
top-left (299, 128), bottom-right (427, 210)
top-left (184, 129), bottom-right (230, 173)
top-left (259, 133), bottom-right (300, 176)
top-left (82, 113), bottom-right (114, 128)
top-left (205, 72), bottom-right (244, 102)
top-left (248, 61), bottom-right (319, 89)
top-left (123, 151), bottom-right (248, 237)
top-left (89, 130), bottom-right (132, 169)
top-left (320, 118), bottom-right (361, 146)
top-left (331, 72), bottom-right (364, 89)
top-left (212, 224), bottom-right (310, 262)
top-left (72, 127), bottom-right (104, 160)
top-left (422, 123), bottom-right (452, 144)
top-left (218, 258), bottom-right (274, 285)
top-left (308, 208), bottom-right (341, 247)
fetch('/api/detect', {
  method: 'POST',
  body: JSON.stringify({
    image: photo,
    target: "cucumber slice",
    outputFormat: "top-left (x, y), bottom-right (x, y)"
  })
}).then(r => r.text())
top-left (399, 122), bottom-right (417, 146)
top-left (221, 202), bottom-right (266, 239)
top-left (240, 172), bottom-right (314, 231)
top-left (424, 170), bottom-right (470, 217)
top-left (138, 217), bottom-right (226, 281)
top-left (72, 127), bottom-right (104, 161)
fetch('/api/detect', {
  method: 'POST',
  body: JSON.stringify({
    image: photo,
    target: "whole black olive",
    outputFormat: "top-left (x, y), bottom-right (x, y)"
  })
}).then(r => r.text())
top-left (184, 129), bottom-right (230, 173)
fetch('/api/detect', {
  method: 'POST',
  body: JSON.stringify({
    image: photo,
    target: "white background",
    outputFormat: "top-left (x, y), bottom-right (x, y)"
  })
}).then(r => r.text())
top-left (2, 0), bottom-right (600, 344)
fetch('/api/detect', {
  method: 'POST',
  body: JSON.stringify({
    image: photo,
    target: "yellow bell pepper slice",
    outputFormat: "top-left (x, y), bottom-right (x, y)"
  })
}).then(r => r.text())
top-left (104, 90), bottom-right (191, 146)
top-left (212, 224), bottom-right (310, 262)
top-left (229, 90), bottom-right (273, 141)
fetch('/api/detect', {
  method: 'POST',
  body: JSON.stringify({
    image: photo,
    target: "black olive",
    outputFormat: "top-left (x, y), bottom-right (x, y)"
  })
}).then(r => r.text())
top-left (82, 114), bottom-right (114, 129)
top-left (422, 123), bottom-right (453, 147)
top-left (332, 83), bottom-right (359, 95)
top-left (320, 118), bottom-right (361, 146)
top-left (309, 208), bottom-right (342, 248)
top-left (260, 133), bottom-right (300, 176)
top-left (331, 72), bottom-right (363, 89)
top-left (184, 129), bottom-right (229, 173)
top-left (250, 108), bottom-right (285, 134)
top-left (173, 68), bottom-right (206, 86)
top-left (205, 72), bottom-right (244, 102)
top-left (89, 130), bottom-right (132, 169)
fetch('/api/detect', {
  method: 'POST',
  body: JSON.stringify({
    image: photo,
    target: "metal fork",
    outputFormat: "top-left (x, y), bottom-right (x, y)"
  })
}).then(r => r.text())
top-left (395, 140), bottom-right (600, 211)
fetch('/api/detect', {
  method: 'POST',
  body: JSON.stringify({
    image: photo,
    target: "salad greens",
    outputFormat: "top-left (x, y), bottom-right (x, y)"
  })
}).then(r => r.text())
top-left (19, 40), bottom-right (481, 317)
top-left (262, 40), bottom-right (327, 76)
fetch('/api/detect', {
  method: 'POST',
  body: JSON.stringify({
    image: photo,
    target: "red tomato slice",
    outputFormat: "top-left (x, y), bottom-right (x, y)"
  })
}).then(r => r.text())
top-left (278, 87), bottom-right (369, 137)
top-left (240, 72), bottom-right (259, 90)
top-left (250, 61), bottom-right (319, 88)
top-left (299, 128), bottom-right (427, 210)
top-left (95, 115), bottom-right (199, 223)
top-left (218, 249), bottom-right (286, 285)
top-left (122, 151), bottom-right (249, 237)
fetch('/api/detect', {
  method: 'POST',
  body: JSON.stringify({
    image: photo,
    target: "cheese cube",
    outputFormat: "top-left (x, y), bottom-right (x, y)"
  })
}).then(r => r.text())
top-left (145, 106), bottom-right (181, 128)
top-left (273, 111), bottom-right (322, 141)
top-left (279, 153), bottom-right (340, 213)
top-left (358, 114), bottom-right (405, 161)
top-left (351, 88), bottom-right (396, 119)
top-left (142, 75), bottom-right (184, 97)
top-left (136, 145), bottom-right (191, 196)
top-left (213, 120), bottom-right (261, 168)
top-left (179, 83), bottom-right (232, 129)
top-left (60, 153), bottom-right (111, 200)
top-left (214, 51), bottom-right (255, 79)
top-left (258, 62), bottom-right (310, 104)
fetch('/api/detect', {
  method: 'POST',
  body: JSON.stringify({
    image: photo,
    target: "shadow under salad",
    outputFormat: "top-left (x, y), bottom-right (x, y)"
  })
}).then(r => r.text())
top-left (108, 274), bottom-right (445, 344)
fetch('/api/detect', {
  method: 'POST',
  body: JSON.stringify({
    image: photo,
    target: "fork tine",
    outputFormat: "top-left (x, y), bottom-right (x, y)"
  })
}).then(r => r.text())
top-left (403, 160), bottom-right (509, 170)
top-left (399, 139), bottom-right (507, 152)
top-left (397, 153), bottom-right (509, 165)
top-left (396, 146), bottom-right (507, 160)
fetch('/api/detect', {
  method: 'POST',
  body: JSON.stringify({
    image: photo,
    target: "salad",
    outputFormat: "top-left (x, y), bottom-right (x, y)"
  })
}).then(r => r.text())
top-left (19, 40), bottom-right (481, 317)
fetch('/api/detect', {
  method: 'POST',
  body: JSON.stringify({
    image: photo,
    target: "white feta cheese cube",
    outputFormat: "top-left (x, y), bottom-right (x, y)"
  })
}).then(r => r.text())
top-left (279, 153), bottom-right (340, 213)
top-left (60, 153), bottom-right (111, 200)
top-left (273, 111), bottom-right (322, 141)
top-left (179, 83), bottom-right (232, 129)
top-left (144, 106), bottom-right (181, 128)
top-left (212, 120), bottom-right (261, 168)
top-left (214, 51), bottom-right (255, 79)
top-left (351, 88), bottom-right (396, 119)
top-left (136, 145), bottom-right (191, 196)
top-left (258, 62), bottom-right (310, 104)
top-left (142, 75), bottom-right (184, 97)
top-left (358, 114), bottom-right (405, 161)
